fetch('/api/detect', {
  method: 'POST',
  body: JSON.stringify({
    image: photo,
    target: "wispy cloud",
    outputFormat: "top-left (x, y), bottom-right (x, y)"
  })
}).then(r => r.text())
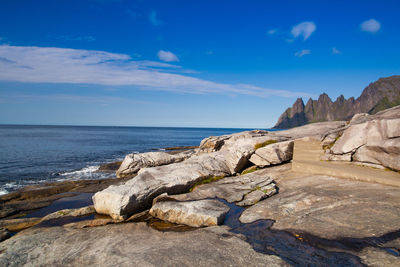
top-left (332, 47), bottom-right (341, 54)
top-left (55, 35), bottom-right (96, 42)
top-left (0, 45), bottom-right (312, 98)
top-left (360, 19), bottom-right (381, 33)
top-left (157, 50), bottom-right (179, 62)
top-left (291, 22), bottom-right (316, 41)
top-left (149, 10), bottom-right (163, 26)
top-left (294, 49), bottom-right (311, 57)
top-left (267, 28), bottom-right (278, 35)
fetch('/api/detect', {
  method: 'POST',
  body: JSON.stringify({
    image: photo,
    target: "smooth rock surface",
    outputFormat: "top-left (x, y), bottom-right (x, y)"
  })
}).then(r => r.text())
top-left (149, 199), bottom-right (229, 227)
top-left (353, 138), bottom-right (400, 171)
top-left (116, 151), bottom-right (193, 178)
top-left (331, 118), bottom-right (400, 154)
top-left (240, 174), bottom-right (400, 239)
top-left (249, 140), bottom-right (294, 167)
top-left (0, 223), bottom-right (286, 266)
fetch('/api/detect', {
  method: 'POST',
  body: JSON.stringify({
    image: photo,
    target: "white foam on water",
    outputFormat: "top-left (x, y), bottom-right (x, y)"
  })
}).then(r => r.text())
top-left (60, 165), bottom-right (100, 177)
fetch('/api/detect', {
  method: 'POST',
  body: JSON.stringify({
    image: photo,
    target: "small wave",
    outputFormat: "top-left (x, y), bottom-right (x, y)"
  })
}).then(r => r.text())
top-left (60, 165), bottom-right (100, 177)
top-left (56, 165), bottom-right (114, 181)
top-left (0, 182), bottom-right (23, 196)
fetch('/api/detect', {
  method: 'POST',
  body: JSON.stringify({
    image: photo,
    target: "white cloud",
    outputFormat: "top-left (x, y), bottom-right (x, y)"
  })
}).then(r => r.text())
top-left (332, 47), bottom-right (341, 54)
top-left (291, 22), bottom-right (316, 41)
top-left (157, 50), bottom-right (179, 62)
top-left (294, 49), bottom-right (311, 57)
top-left (149, 10), bottom-right (163, 26)
top-left (0, 45), bottom-right (313, 98)
top-left (267, 29), bottom-right (278, 35)
top-left (360, 19), bottom-right (381, 33)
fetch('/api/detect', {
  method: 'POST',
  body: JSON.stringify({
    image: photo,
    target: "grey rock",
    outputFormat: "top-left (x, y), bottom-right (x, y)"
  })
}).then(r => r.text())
top-left (240, 174), bottom-right (400, 239)
top-left (0, 223), bottom-right (286, 266)
top-left (331, 118), bottom-right (400, 154)
top-left (116, 151), bottom-right (193, 178)
top-left (93, 153), bottom-right (231, 220)
top-left (149, 199), bottom-right (229, 227)
top-left (152, 166), bottom-right (282, 205)
top-left (249, 140), bottom-right (294, 167)
top-left (353, 138), bottom-right (400, 171)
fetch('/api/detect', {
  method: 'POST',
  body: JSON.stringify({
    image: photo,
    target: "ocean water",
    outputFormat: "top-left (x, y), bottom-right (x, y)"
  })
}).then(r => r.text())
top-left (0, 125), bottom-right (260, 195)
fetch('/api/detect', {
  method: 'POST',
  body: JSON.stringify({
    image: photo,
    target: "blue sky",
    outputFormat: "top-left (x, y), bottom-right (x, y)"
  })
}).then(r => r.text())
top-left (0, 0), bottom-right (399, 128)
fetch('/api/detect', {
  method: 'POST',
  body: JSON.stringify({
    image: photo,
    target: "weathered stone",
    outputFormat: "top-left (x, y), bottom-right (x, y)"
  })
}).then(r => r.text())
top-left (272, 121), bottom-right (347, 140)
top-left (0, 217), bottom-right (41, 232)
top-left (197, 135), bottom-right (230, 153)
top-left (149, 199), bottom-right (230, 227)
top-left (93, 153), bottom-right (231, 220)
top-left (40, 206), bottom-right (95, 221)
top-left (152, 166), bottom-right (282, 204)
top-left (0, 223), bottom-right (286, 266)
top-left (249, 140), bottom-right (294, 167)
top-left (353, 138), bottom-right (400, 171)
top-left (116, 151), bottom-right (193, 178)
top-left (0, 228), bottom-right (11, 242)
top-left (236, 183), bottom-right (277, 206)
top-left (240, 174), bottom-right (400, 239)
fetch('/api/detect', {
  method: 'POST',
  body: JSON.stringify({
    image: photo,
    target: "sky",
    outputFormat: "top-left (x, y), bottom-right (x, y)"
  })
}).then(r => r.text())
top-left (0, 0), bottom-right (399, 128)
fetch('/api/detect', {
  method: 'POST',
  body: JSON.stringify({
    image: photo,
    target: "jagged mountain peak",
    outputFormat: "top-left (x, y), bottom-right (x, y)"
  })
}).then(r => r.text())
top-left (273, 75), bottom-right (400, 129)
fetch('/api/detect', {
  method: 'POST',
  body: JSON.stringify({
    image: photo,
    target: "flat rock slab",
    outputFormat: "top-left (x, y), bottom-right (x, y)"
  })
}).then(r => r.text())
top-left (116, 151), bottom-right (193, 178)
top-left (152, 166), bottom-right (285, 206)
top-left (149, 199), bottom-right (229, 227)
top-left (0, 223), bottom-right (286, 267)
top-left (240, 174), bottom-right (400, 239)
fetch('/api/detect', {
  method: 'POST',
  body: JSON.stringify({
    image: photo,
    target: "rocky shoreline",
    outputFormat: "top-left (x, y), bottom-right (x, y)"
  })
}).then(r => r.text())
top-left (0, 106), bottom-right (399, 266)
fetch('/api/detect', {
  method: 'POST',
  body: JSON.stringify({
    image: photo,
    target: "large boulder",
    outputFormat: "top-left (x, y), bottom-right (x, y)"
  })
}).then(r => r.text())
top-left (149, 199), bottom-right (230, 227)
top-left (249, 140), bottom-right (294, 167)
top-left (331, 118), bottom-right (400, 155)
top-left (93, 153), bottom-right (231, 220)
top-left (352, 138), bottom-right (400, 171)
top-left (116, 151), bottom-right (193, 178)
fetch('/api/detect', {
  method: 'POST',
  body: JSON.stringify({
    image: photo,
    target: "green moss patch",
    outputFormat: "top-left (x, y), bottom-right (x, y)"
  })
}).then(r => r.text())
top-left (189, 176), bottom-right (225, 192)
top-left (241, 166), bottom-right (260, 175)
top-left (254, 140), bottom-right (277, 150)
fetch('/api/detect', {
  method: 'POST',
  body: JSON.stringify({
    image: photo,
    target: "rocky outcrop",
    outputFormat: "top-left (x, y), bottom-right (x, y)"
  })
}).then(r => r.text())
top-left (149, 199), bottom-right (230, 227)
top-left (116, 151), bottom-right (193, 178)
top-left (93, 153), bottom-right (232, 220)
top-left (93, 124), bottom-right (347, 220)
top-left (151, 166), bottom-right (281, 207)
top-left (249, 140), bottom-right (294, 167)
top-left (274, 75), bottom-right (400, 129)
top-left (324, 106), bottom-right (400, 171)
top-left (0, 223), bottom-right (286, 266)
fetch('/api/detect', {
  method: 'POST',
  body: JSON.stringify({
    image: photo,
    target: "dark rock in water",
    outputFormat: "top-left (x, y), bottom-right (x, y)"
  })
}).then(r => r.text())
top-left (97, 161), bottom-right (122, 172)
top-left (274, 75), bottom-right (400, 129)
top-left (0, 177), bottom-right (131, 219)
top-left (0, 228), bottom-right (11, 242)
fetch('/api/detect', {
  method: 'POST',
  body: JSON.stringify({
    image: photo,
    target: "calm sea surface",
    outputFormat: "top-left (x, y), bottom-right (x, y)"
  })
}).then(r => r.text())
top-left (0, 125), bottom-right (265, 195)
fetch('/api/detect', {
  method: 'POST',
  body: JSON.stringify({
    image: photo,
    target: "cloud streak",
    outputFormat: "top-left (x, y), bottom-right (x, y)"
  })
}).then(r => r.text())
top-left (294, 49), bottom-right (311, 57)
top-left (158, 50), bottom-right (179, 62)
top-left (0, 45), bottom-right (312, 98)
top-left (149, 10), bottom-right (163, 26)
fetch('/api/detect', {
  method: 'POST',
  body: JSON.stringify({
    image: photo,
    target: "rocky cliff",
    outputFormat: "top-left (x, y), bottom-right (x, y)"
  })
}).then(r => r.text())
top-left (274, 75), bottom-right (400, 129)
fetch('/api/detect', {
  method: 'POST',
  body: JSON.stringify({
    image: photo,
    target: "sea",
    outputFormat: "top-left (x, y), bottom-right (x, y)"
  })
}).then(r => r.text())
top-left (0, 125), bottom-right (263, 195)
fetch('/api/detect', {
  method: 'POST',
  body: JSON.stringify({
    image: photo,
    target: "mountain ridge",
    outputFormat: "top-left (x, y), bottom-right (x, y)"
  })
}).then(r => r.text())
top-left (273, 75), bottom-right (400, 129)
